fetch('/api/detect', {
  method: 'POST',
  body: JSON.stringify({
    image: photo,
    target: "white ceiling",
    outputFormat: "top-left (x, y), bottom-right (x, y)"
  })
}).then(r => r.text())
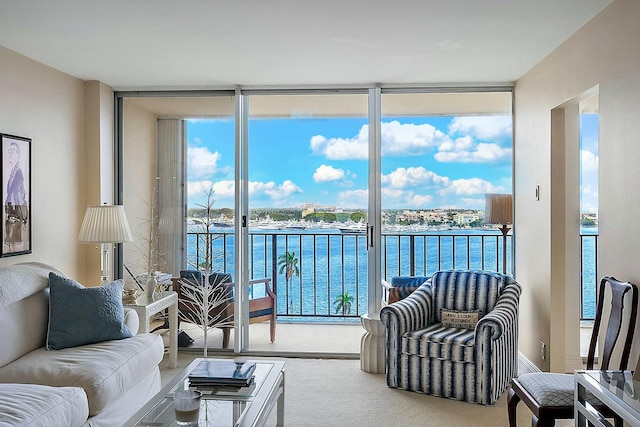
top-left (0, 0), bottom-right (612, 90)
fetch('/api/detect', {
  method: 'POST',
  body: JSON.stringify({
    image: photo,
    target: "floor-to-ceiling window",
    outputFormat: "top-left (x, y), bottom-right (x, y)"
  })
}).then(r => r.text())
top-left (380, 90), bottom-right (514, 278)
top-left (579, 94), bottom-right (599, 322)
top-left (117, 86), bottom-right (514, 356)
top-left (245, 92), bottom-right (369, 337)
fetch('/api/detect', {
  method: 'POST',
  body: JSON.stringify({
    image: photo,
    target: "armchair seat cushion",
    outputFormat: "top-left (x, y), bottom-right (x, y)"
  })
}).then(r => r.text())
top-left (402, 324), bottom-right (475, 363)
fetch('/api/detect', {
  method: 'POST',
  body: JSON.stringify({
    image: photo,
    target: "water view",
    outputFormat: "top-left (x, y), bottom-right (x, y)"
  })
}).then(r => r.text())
top-left (187, 225), bottom-right (598, 322)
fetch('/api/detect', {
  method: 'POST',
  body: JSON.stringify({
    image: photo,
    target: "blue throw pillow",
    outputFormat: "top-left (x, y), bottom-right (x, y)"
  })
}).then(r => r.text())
top-left (46, 273), bottom-right (132, 350)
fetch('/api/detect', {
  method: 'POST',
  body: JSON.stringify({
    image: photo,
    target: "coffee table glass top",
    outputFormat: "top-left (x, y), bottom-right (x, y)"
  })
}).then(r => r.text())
top-left (129, 359), bottom-right (281, 427)
top-left (137, 398), bottom-right (250, 426)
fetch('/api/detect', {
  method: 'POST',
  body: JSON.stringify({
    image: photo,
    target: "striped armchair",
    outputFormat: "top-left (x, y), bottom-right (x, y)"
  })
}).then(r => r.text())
top-left (380, 270), bottom-right (521, 405)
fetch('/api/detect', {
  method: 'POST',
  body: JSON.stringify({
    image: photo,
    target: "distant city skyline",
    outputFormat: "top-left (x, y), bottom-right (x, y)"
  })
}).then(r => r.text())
top-left (186, 113), bottom-right (598, 213)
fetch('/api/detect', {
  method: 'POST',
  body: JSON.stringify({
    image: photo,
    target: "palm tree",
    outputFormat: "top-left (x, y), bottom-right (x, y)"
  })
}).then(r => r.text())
top-left (277, 251), bottom-right (299, 310)
top-left (333, 291), bottom-right (354, 315)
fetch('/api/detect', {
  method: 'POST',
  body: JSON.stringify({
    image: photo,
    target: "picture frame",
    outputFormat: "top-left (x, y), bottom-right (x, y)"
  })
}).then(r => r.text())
top-left (0, 133), bottom-right (31, 257)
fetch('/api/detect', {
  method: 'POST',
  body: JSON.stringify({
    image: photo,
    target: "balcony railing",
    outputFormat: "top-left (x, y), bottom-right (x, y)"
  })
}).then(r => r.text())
top-left (187, 230), bottom-right (597, 322)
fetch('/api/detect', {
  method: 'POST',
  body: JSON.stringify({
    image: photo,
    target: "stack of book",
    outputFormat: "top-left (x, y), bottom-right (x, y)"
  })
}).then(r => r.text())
top-left (188, 360), bottom-right (256, 388)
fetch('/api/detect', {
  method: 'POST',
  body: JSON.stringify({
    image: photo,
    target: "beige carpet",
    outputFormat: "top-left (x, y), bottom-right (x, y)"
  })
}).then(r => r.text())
top-left (160, 352), bottom-right (573, 427)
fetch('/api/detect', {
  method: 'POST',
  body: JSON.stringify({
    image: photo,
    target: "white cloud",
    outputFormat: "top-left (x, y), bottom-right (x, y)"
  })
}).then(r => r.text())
top-left (313, 164), bottom-right (345, 182)
top-left (381, 121), bottom-right (448, 156)
top-left (408, 193), bottom-right (433, 206)
top-left (439, 178), bottom-right (504, 196)
top-left (337, 189), bottom-right (369, 208)
top-left (310, 132), bottom-right (368, 160)
top-left (187, 180), bottom-right (216, 198)
top-left (250, 180), bottom-right (303, 200)
top-left (187, 146), bottom-right (231, 178)
top-left (381, 167), bottom-right (450, 189)
top-left (380, 187), bottom-right (433, 209)
top-left (435, 142), bottom-right (511, 163)
top-left (581, 150), bottom-right (599, 174)
top-left (310, 118), bottom-right (512, 166)
top-left (448, 116), bottom-right (512, 140)
top-left (212, 180), bottom-right (235, 197)
top-left (310, 121), bottom-right (449, 160)
top-left (188, 179), bottom-right (302, 204)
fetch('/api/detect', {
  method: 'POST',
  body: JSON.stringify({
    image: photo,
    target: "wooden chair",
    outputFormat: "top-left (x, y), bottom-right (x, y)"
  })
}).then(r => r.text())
top-left (507, 276), bottom-right (638, 427)
top-left (172, 271), bottom-right (277, 349)
top-left (381, 275), bottom-right (430, 305)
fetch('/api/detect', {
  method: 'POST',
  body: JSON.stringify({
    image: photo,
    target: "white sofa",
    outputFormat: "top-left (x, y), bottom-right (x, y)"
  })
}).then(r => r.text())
top-left (0, 262), bottom-right (165, 427)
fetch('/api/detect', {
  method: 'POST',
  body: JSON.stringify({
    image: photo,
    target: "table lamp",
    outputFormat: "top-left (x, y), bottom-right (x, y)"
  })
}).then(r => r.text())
top-left (78, 204), bottom-right (133, 283)
top-left (484, 193), bottom-right (513, 274)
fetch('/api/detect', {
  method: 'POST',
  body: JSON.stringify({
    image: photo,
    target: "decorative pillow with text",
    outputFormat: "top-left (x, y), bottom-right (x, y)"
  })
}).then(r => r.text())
top-left (46, 273), bottom-right (132, 350)
top-left (440, 308), bottom-right (483, 330)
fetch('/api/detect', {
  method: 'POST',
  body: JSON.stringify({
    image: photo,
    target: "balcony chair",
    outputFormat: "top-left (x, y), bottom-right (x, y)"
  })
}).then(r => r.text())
top-left (507, 276), bottom-right (638, 427)
top-left (382, 275), bottom-right (430, 305)
top-left (172, 270), bottom-right (277, 349)
top-left (380, 269), bottom-right (521, 405)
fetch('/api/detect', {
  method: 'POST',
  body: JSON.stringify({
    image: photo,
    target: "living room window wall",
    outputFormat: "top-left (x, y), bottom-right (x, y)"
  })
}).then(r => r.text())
top-left (245, 91), bottom-right (369, 329)
top-left (116, 87), bottom-right (515, 355)
top-left (119, 93), bottom-right (238, 352)
top-left (379, 90), bottom-right (514, 278)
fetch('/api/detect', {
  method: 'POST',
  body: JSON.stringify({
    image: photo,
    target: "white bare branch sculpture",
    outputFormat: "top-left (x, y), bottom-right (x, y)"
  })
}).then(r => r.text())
top-left (179, 187), bottom-right (234, 356)
top-left (177, 273), bottom-right (233, 357)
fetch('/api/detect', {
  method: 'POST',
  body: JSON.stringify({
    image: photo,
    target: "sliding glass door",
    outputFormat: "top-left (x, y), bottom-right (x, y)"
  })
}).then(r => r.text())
top-left (117, 87), bottom-right (514, 355)
top-left (245, 91), bottom-right (369, 351)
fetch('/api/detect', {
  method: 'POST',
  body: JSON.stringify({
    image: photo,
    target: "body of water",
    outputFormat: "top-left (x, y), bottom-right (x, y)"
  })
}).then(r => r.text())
top-left (187, 226), bottom-right (598, 321)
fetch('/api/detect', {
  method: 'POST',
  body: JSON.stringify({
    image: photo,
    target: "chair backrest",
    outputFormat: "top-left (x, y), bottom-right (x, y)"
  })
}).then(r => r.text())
top-left (178, 270), bottom-right (233, 299)
top-left (430, 270), bottom-right (515, 323)
top-left (179, 269), bottom-right (202, 283)
top-left (587, 276), bottom-right (638, 370)
top-left (179, 270), bottom-right (232, 286)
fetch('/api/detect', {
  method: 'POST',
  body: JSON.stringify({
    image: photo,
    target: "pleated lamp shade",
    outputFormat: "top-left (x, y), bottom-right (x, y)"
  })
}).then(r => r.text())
top-left (484, 193), bottom-right (513, 225)
top-left (78, 205), bottom-right (133, 243)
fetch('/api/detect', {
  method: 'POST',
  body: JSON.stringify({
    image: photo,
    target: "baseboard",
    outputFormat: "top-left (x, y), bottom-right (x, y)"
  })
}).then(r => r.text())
top-left (518, 352), bottom-right (541, 375)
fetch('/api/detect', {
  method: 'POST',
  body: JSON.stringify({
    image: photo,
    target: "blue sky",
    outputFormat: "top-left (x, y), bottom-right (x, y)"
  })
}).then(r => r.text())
top-left (186, 114), bottom-right (598, 212)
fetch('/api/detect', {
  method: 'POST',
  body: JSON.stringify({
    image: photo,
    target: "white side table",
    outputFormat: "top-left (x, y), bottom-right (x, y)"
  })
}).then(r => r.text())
top-left (124, 291), bottom-right (178, 368)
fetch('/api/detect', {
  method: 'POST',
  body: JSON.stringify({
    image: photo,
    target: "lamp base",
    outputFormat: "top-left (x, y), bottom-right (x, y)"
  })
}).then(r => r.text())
top-left (146, 276), bottom-right (157, 298)
top-left (499, 224), bottom-right (511, 275)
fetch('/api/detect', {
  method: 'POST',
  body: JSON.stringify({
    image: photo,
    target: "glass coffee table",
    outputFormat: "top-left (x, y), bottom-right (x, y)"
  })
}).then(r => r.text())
top-left (123, 358), bottom-right (285, 427)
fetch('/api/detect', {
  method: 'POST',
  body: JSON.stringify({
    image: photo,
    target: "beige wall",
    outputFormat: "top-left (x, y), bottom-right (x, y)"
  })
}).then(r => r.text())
top-left (515, 0), bottom-right (640, 370)
top-left (82, 80), bottom-right (116, 284)
top-left (122, 100), bottom-right (158, 287)
top-left (0, 45), bottom-right (87, 278)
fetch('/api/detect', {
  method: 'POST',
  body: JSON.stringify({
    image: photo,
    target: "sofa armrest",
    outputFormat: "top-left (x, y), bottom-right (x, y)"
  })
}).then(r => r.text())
top-left (124, 308), bottom-right (140, 335)
top-left (380, 283), bottom-right (432, 388)
top-left (380, 283), bottom-right (432, 335)
top-left (475, 281), bottom-right (521, 340)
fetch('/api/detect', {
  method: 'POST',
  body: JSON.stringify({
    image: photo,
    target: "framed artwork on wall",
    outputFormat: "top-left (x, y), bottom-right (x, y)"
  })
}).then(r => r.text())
top-left (0, 133), bottom-right (31, 257)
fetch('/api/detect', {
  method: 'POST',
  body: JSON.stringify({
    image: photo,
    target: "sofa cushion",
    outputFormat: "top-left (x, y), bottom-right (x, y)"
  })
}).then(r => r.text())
top-left (0, 333), bottom-right (163, 416)
top-left (0, 383), bottom-right (88, 427)
top-left (46, 273), bottom-right (132, 350)
top-left (402, 323), bottom-right (475, 363)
